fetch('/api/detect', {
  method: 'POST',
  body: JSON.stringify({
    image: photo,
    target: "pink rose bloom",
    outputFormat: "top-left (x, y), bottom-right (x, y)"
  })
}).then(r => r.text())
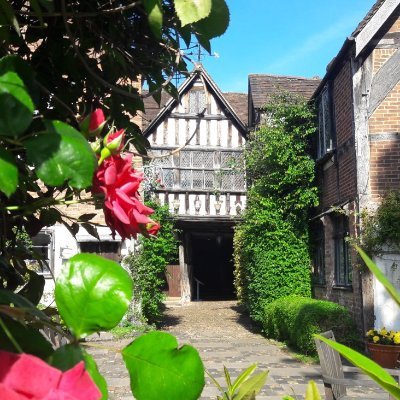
top-left (89, 109), bottom-right (106, 135)
top-left (93, 153), bottom-right (159, 239)
top-left (0, 350), bottom-right (101, 400)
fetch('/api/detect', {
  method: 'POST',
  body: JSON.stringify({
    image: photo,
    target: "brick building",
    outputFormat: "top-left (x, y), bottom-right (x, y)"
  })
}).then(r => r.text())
top-left (311, 0), bottom-right (400, 334)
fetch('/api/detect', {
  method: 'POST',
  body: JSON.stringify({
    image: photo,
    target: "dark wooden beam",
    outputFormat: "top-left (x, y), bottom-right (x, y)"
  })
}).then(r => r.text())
top-left (368, 48), bottom-right (400, 116)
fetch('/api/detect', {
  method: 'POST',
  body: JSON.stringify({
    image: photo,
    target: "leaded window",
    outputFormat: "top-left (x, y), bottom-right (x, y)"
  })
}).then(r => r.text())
top-left (333, 215), bottom-right (352, 286)
top-left (29, 231), bottom-right (53, 276)
top-left (318, 84), bottom-right (334, 158)
top-left (188, 90), bottom-right (206, 114)
top-left (144, 150), bottom-right (245, 192)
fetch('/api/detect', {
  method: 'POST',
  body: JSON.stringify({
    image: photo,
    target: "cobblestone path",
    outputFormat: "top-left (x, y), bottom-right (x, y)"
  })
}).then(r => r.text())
top-left (87, 301), bottom-right (386, 400)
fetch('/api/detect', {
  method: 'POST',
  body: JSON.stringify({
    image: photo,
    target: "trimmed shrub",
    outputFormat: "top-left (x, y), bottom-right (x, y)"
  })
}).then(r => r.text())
top-left (262, 295), bottom-right (358, 355)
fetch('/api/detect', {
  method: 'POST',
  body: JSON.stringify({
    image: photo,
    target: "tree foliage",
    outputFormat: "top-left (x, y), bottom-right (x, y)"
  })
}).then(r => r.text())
top-left (234, 93), bottom-right (318, 322)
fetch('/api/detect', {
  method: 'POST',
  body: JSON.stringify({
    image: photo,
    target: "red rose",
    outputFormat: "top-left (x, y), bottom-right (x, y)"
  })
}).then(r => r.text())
top-left (0, 350), bottom-right (101, 400)
top-left (89, 109), bottom-right (106, 135)
top-left (93, 154), bottom-right (159, 239)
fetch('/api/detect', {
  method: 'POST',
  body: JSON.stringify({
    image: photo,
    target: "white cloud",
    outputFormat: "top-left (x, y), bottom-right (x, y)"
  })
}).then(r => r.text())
top-left (265, 13), bottom-right (360, 73)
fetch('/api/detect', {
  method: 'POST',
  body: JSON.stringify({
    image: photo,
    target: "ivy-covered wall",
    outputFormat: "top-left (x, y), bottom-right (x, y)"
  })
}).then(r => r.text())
top-left (234, 93), bottom-right (318, 322)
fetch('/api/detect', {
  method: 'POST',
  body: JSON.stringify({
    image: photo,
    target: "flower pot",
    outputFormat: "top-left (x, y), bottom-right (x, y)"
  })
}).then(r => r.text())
top-left (367, 342), bottom-right (400, 368)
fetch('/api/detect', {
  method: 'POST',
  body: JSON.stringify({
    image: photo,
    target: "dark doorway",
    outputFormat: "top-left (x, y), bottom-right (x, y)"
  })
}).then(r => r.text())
top-left (191, 234), bottom-right (235, 300)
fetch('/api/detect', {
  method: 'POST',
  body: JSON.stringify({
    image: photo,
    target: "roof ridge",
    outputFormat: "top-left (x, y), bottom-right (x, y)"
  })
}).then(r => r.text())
top-left (248, 73), bottom-right (320, 80)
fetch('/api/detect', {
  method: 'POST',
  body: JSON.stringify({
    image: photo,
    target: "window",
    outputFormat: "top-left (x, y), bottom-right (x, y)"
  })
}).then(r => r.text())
top-left (79, 241), bottom-right (120, 261)
top-left (145, 150), bottom-right (245, 192)
top-left (333, 215), bottom-right (352, 286)
top-left (188, 90), bottom-right (206, 114)
top-left (318, 84), bottom-right (334, 158)
top-left (29, 231), bottom-right (53, 276)
top-left (311, 221), bottom-right (325, 285)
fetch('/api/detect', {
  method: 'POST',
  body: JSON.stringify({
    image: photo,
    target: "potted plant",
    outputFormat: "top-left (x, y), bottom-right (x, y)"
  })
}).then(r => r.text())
top-left (366, 327), bottom-right (400, 368)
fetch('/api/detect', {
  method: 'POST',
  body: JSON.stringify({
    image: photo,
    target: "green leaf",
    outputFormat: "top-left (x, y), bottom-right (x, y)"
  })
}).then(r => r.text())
top-left (305, 380), bottom-right (321, 400)
top-left (0, 55), bottom-right (38, 106)
top-left (0, 71), bottom-right (34, 137)
top-left (174, 0), bottom-right (211, 26)
top-left (24, 120), bottom-right (97, 189)
top-left (315, 335), bottom-right (400, 399)
top-left (55, 253), bottom-right (133, 339)
top-left (81, 223), bottom-right (100, 241)
top-left (50, 344), bottom-right (108, 399)
top-left (356, 245), bottom-right (400, 306)
top-left (40, 208), bottom-right (62, 226)
top-left (122, 331), bottom-right (205, 400)
top-left (17, 270), bottom-right (45, 305)
top-left (143, 0), bottom-right (163, 38)
top-left (0, 0), bottom-right (20, 35)
top-left (0, 289), bottom-right (49, 321)
top-left (0, 316), bottom-right (53, 359)
top-left (235, 371), bottom-right (268, 400)
top-left (193, 0), bottom-right (230, 40)
top-left (231, 364), bottom-right (257, 394)
top-left (0, 147), bottom-right (18, 197)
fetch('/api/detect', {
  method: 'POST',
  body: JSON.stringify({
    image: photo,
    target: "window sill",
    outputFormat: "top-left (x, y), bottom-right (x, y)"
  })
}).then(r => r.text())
top-left (332, 285), bottom-right (353, 291)
top-left (316, 149), bottom-right (335, 165)
top-left (313, 283), bottom-right (326, 288)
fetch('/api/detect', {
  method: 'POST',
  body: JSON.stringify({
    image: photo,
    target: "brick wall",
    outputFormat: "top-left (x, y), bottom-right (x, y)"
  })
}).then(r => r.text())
top-left (313, 203), bottom-right (365, 333)
top-left (368, 14), bottom-right (400, 202)
top-left (318, 61), bottom-right (357, 210)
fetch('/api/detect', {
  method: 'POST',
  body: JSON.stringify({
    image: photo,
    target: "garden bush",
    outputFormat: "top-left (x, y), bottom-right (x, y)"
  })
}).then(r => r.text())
top-left (262, 295), bottom-right (358, 355)
top-left (234, 93), bottom-right (318, 323)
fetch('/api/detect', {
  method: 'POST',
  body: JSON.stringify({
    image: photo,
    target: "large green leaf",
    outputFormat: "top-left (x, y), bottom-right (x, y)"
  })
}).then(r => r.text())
top-left (315, 335), bottom-right (400, 399)
top-left (0, 316), bottom-right (53, 359)
top-left (0, 0), bottom-right (20, 35)
top-left (194, 0), bottom-right (229, 40)
top-left (0, 71), bottom-right (34, 137)
top-left (356, 245), bottom-right (400, 306)
top-left (24, 120), bottom-right (97, 189)
top-left (122, 331), bottom-right (205, 400)
top-left (50, 344), bottom-right (108, 399)
top-left (143, 0), bottom-right (163, 38)
top-left (174, 0), bottom-right (211, 27)
top-left (235, 370), bottom-right (268, 400)
top-left (305, 380), bottom-right (321, 400)
top-left (55, 253), bottom-right (133, 339)
top-left (0, 147), bottom-right (18, 197)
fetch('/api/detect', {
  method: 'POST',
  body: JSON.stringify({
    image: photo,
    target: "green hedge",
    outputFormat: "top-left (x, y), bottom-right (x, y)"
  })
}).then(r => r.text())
top-left (233, 194), bottom-right (312, 322)
top-left (262, 296), bottom-right (358, 355)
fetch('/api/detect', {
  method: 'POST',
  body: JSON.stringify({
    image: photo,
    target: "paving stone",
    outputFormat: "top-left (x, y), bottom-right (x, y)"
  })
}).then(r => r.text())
top-left (86, 300), bottom-right (388, 399)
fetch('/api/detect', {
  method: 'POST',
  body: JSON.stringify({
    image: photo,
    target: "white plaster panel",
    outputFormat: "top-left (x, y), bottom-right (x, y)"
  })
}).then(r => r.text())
top-left (179, 194), bottom-right (186, 214)
top-left (209, 120), bottom-right (218, 146)
top-left (189, 194), bottom-right (196, 215)
top-left (188, 119), bottom-right (197, 145)
top-left (178, 118), bottom-right (186, 146)
top-left (199, 120), bottom-right (207, 146)
top-left (156, 124), bottom-right (163, 146)
top-left (220, 120), bottom-right (228, 147)
top-left (231, 126), bottom-right (239, 148)
top-left (374, 252), bottom-right (400, 330)
top-left (167, 118), bottom-right (175, 145)
top-left (210, 96), bottom-right (218, 115)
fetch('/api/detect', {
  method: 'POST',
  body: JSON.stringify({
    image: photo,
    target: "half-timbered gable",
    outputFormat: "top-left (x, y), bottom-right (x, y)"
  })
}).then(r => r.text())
top-left (142, 64), bottom-right (247, 302)
top-left (143, 64), bottom-right (247, 218)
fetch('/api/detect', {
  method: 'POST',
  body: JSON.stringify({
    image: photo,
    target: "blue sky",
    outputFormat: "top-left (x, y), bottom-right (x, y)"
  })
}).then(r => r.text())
top-left (194, 0), bottom-right (377, 93)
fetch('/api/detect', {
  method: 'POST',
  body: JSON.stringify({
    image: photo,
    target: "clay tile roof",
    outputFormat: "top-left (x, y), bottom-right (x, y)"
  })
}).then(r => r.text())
top-left (249, 74), bottom-right (320, 109)
top-left (222, 92), bottom-right (248, 127)
top-left (351, 0), bottom-right (386, 37)
top-left (141, 90), bottom-right (248, 131)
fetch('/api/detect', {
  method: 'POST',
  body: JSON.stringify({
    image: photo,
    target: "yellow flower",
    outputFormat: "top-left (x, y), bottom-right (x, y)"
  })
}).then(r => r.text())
top-left (380, 328), bottom-right (388, 336)
top-left (367, 329), bottom-right (375, 337)
top-left (373, 336), bottom-right (380, 343)
top-left (394, 333), bottom-right (400, 345)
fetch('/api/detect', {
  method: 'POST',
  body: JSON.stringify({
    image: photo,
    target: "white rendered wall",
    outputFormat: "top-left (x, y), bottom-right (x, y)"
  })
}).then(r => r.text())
top-left (373, 251), bottom-right (400, 330)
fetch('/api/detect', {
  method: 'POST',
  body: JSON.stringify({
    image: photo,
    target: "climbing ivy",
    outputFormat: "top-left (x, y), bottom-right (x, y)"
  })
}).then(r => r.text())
top-left (362, 190), bottom-right (400, 254)
top-left (234, 93), bottom-right (318, 322)
top-left (124, 202), bottom-right (179, 324)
